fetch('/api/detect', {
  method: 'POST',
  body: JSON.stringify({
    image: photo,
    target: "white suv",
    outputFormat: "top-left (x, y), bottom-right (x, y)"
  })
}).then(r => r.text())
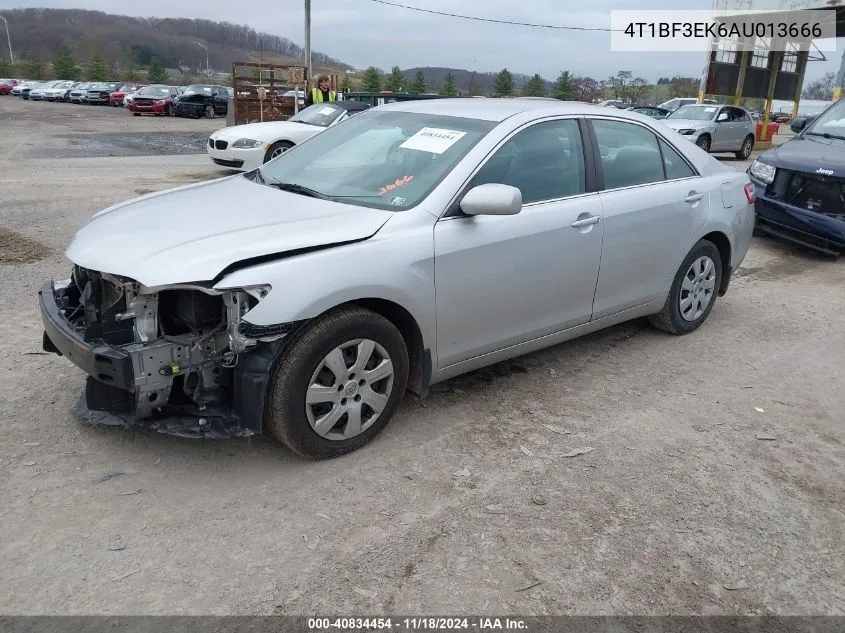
top-left (660, 97), bottom-right (718, 113)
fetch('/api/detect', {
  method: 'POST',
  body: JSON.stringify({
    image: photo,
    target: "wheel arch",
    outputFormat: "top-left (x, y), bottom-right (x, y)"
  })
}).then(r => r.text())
top-left (700, 230), bottom-right (732, 296)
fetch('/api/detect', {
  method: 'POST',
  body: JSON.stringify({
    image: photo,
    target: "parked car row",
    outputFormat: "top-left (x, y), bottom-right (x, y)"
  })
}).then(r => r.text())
top-left (2, 78), bottom-right (234, 119)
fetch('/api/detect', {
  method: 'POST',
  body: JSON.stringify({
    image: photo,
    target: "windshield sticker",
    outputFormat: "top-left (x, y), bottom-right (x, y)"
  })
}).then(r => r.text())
top-left (399, 127), bottom-right (467, 154)
top-left (318, 106), bottom-right (336, 115)
top-left (389, 196), bottom-right (407, 206)
top-left (378, 175), bottom-right (414, 196)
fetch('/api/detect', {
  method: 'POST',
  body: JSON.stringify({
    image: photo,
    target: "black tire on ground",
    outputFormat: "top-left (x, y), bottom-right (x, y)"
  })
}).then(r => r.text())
top-left (205, 105), bottom-right (215, 118)
top-left (264, 141), bottom-right (294, 163)
top-left (167, 103), bottom-right (174, 117)
top-left (696, 134), bottom-right (711, 152)
top-left (649, 239), bottom-right (723, 335)
top-left (735, 134), bottom-right (755, 160)
top-left (132, 112), bottom-right (140, 116)
top-left (264, 306), bottom-right (409, 459)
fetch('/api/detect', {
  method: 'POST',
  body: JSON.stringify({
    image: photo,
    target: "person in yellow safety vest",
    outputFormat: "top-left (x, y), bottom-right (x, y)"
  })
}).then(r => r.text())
top-left (305, 75), bottom-right (336, 107)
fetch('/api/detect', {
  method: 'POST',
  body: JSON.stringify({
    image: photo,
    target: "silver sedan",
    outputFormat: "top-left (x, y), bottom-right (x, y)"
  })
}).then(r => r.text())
top-left (41, 99), bottom-right (755, 459)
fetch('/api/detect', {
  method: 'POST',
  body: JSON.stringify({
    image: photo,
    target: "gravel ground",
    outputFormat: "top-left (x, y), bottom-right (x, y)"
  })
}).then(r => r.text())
top-left (0, 95), bottom-right (843, 616)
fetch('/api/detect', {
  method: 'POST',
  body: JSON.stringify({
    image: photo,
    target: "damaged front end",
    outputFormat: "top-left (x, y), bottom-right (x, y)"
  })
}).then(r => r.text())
top-left (40, 265), bottom-right (292, 438)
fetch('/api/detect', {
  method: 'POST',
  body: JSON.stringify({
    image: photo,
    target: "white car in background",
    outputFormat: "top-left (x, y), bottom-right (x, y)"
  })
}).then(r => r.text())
top-left (207, 101), bottom-right (371, 171)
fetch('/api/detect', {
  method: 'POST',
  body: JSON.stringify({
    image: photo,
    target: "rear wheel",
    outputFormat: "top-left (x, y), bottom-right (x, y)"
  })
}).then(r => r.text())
top-left (735, 134), bottom-right (754, 160)
top-left (649, 240), bottom-right (722, 335)
top-left (265, 306), bottom-right (409, 459)
top-left (264, 141), bottom-right (294, 163)
top-left (695, 134), bottom-right (711, 152)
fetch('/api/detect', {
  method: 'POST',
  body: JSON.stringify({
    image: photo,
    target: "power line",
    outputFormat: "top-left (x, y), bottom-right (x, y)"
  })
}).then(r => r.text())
top-left (368, 0), bottom-right (618, 32)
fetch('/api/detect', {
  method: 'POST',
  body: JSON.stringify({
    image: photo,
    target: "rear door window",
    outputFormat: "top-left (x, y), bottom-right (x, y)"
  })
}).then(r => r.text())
top-left (592, 119), bottom-right (665, 190)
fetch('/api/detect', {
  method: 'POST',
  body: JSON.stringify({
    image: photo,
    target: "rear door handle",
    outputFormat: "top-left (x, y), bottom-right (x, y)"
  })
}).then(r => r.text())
top-left (684, 192), bottom-right (705, 203)
top-left (571, 216), bottom-right (601, 228)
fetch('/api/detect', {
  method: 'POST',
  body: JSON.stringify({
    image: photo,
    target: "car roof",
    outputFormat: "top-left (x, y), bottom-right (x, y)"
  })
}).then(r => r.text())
top-left (374, 97), bottom-right (660, 123)
top-left (342, 101), bottom-right (371, 111)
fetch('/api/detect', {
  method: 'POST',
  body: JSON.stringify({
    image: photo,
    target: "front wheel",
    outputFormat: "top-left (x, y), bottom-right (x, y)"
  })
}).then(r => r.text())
top-left (265, 306), bottom-right (409, 459)
top-left (167, 103), bottom-right (174, 117)
top-left (205, 105), bottom-right (215, 118)
top-left (264, 141), bottom-right (293, 163)
top-left (695, 134), bottom-right (711, 152)
top-left (649, 240), bottom-right (722, 335)
top-left (735, 135), bottom-right (754, 160)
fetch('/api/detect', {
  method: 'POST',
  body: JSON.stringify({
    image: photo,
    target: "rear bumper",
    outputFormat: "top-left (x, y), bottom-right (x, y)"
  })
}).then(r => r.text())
top-left (39, 281), bottom-right (135, 390)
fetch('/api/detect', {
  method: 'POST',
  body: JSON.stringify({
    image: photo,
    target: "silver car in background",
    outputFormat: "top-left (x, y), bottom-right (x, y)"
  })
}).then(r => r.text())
top-left (664, 104), bottom-right (756, 159)
top-left (39, 99), bottom-right (755, 459)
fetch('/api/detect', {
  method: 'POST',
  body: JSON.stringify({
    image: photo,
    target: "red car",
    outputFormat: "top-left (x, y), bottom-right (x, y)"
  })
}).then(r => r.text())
top-left (109, 83), bottom-right (146, 106)
top-left (127, 84), bottom-right (180, 116)
top-left (0, 79), bottom-right (19, 95)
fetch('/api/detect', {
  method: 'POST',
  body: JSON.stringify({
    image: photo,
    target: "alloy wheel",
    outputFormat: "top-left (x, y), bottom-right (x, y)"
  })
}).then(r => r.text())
top-left (679, 256), bottom-right (716, 322)
top-left (305, 339), bottom-right (394, 440)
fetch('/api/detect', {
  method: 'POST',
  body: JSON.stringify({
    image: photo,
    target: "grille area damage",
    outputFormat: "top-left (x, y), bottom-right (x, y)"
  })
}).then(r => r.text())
top-left (768, 169), bottom-right (845, 218)
top-left (45, 265), bottom-right (285, 438)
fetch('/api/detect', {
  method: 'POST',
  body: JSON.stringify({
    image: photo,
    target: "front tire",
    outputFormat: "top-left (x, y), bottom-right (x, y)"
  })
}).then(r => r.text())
top-left (205, 104), bottom-right (215, 118)
top-left (695, 134), bottom-right (711, 152)
top-left (265, 306), bottom-right (409, 459)
top-left (735, 134), bottom-right (754, 160)
top-left (649, 240), bottom-right (722, 335)
top-left (264, 141), bottom-right (294, 163)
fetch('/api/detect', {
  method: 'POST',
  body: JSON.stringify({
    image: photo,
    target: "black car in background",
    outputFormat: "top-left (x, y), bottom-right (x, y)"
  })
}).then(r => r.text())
top-left (86, 81), bottom-right (122, 105)
top-left (748, 98), bottom-right (845, 257)
top-left (173, 84), bottom-right (229, 118)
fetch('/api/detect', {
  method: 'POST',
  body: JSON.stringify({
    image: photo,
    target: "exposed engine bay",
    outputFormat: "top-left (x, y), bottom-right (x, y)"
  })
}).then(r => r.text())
top-left (43, 265), bottom-right (288, 438)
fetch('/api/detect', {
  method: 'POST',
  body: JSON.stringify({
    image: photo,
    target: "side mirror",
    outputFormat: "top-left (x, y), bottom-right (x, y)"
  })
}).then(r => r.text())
top-left (790, 117), bottom-right (807, 133)
top-left (460, 184), bottom-right (522, 216)
top-left (716, 113), bottom-right (729, 122)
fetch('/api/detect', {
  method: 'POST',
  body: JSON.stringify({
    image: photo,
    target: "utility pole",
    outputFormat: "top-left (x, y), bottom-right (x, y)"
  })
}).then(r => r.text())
top-left (193, 41), bottom-right (209, 76)
top-left (304, 0), bottom-right (312, 92)
top-left (835, 47), bottom-right (845, 101)
top-left (0, 15), bottom-right (13, 63)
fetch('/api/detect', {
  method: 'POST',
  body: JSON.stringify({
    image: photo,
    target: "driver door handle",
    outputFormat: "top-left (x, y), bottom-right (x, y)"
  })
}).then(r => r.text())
top-left (571, 215), bottom-right (601, 228)
top-left (684, 192), bottom-right (705, 203)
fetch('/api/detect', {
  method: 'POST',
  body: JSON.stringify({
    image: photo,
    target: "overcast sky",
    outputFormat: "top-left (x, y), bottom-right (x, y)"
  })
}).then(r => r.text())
top-left (0, 0), bottom-right (841, 82)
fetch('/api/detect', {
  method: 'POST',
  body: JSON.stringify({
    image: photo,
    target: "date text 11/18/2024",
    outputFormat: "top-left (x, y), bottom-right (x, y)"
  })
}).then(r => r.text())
top-left (307, 617), bottom-right (528, 630)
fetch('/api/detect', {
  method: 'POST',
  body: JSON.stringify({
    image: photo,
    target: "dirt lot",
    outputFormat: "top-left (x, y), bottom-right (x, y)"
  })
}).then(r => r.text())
top-left (1, 96), bottom-right (843, 616)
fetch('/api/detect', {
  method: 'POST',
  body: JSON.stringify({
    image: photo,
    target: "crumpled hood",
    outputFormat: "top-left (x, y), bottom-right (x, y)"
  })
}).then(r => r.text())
top-left (66, 175), bottom-right (393, 288)
top-left (213, 120), bottom-right (321, 140)
top-left (757, 136), bottom-right (845, 178)
top-left (664, 118), bottom-right (714, 131)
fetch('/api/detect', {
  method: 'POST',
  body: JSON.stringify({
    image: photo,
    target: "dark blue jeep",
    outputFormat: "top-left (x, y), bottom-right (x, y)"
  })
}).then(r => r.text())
top-left (748, 99), bottom-right (845, 257)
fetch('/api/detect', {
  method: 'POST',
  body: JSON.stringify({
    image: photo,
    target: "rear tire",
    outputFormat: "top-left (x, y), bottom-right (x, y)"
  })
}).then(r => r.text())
top-left (735, 134), bottom-right (754, 160)
top-left (649, 240), bottom-right (722, 335)
top-left (695, 134), bottom-right (711, 152)
top-left (265, 306), bottom-right (409, 459)
top-left (264, 141), bottom-right (294, 163)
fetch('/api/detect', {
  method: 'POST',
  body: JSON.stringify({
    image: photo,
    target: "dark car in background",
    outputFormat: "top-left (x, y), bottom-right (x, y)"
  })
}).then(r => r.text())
top-left (173, 84), bottom-right (229, 118)
top-left (127, 84), bottom-right (181, 116)
top-left (86, 81), bottom-right (122, 105)
top-left (748, 98), bottom-right (845, 257)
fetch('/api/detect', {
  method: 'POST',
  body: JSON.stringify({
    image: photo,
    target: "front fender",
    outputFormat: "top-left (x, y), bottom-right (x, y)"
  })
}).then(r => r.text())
top-left (213, 217), bottom-right (437, 360)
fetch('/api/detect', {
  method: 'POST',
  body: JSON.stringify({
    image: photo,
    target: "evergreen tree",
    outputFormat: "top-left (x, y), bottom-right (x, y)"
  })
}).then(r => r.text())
top-left (384, 65), bottom-right (404, 91)
top-left (408, 70), bottom-right (426, 94)
top-left (551, 70), bottom-right (576, 100)
top-left (521, 73), bottom-right (547, 97)
top-left (493, 68), bottom-right (513, 97)
top-left (439, 73), bottom-right (457, 96)
top-left (52, 48), bottom-right (78, 80)
top-left (123, 61), bottom-right (137, 82)
top-left (146, 57), bottom-right (167, 83)
top-left (86, 55), bottom-right (108, 81)
top-left (23, 53), bottom-right (46, 80)
top-left (361, 66), bottom-right (383, 93)
top-left (340, 75), bottom-right (352, 94)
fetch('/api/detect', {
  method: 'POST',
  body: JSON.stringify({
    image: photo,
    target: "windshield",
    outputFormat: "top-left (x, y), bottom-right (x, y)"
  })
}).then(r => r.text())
top-left (256, 110), bottom-right (496, 211)
top-left (183, 85), bottom-right (214, 96)
top-left (806, 99), bottom-right (845, 138)
top-left (289, 103), bottom-right (346, 127)
top-left (669, 105), bottom-right (718, 121)
top-left (138, 85), bottom-right (170, 97)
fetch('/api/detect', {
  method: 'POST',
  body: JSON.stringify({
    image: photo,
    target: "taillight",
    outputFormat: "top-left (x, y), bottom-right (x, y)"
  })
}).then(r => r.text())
top-left (744, 182), bottom-right (756, 204)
